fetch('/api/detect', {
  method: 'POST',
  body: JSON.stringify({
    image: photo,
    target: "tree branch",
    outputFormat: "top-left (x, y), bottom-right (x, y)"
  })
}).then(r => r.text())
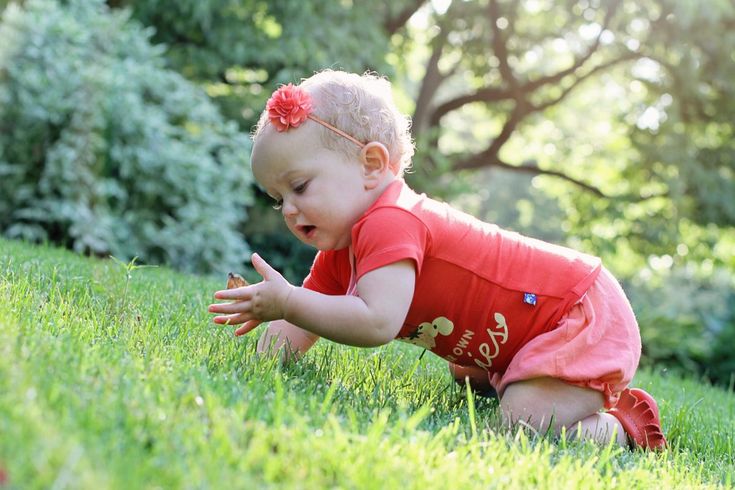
top-left (522, 0), bottom-right (621, 93)
top-left (434, 51), bottom-right (641, 180)
top-left (414, 0), bottom-right (658, 203)
top-left (454, 104), bottom-right (528, 171)
top-left (487, 0), bottom-right (519, 91)
top-left (384, 0), bottom-right (427, 35)
top-left (502, 160), bottom-right (608, 197)
top-left (453, 149), bottom-right (606, 197)
top-left (530, 51), bottom-right (641, 112)
top-left (458, 158), bottom-right (669, 201)
top-left (413, 29), bottom-right (449, 134)
top-left (429, 87), bottom-right (513, 128)
top-left (424, 2), bottom-right (632, 128)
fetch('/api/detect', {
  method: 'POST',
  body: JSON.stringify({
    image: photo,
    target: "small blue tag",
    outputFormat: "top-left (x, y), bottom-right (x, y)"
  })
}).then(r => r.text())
top-left (523, 293), bottom-right (537, 306)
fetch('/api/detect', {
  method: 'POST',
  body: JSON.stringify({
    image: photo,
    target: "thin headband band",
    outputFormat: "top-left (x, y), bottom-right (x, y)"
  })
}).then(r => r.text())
top-left (305, 114), bottom-right (365, 148)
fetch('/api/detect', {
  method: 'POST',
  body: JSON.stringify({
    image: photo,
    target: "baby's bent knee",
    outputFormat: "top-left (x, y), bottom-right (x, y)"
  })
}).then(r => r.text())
top-left (501, 387), bottom-right (557, 432)
top-left (500, 377), bottom-right (605, 433)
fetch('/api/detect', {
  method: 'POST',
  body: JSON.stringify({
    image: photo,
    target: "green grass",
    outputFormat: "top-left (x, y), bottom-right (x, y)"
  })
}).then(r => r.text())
top-left (1, 238), bottom-right (733, 489)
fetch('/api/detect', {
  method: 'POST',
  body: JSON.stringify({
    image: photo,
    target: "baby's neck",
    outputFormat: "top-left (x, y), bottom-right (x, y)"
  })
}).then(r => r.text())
top-left (359, 174), bottom-right (400, 212)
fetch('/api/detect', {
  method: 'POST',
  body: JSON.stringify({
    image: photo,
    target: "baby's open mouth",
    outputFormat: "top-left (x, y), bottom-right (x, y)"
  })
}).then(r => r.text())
top-left (299, 225), bottom-right (316, 238)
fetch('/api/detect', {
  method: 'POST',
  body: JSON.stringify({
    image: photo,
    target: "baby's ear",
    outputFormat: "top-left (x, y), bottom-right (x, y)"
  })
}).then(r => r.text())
top-left (360, 142), bottom-right (391, 189)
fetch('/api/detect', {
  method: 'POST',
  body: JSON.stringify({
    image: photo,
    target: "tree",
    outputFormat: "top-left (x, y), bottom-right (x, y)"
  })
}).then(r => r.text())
top-left (385, 0), bottom-right (734, 268)
top-left (0, 0), bottom-right (253, 274)
top-left (104, 0), bottom-right (424, 280)
top-left (108, 0), bottom-right (410, 127)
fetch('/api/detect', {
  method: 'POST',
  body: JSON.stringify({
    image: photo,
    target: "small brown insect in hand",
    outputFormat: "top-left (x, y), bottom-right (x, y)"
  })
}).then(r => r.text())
top-left (226, 272), bottom-right (249, 290)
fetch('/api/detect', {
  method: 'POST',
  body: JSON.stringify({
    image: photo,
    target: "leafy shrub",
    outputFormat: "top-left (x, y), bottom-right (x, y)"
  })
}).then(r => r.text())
top-left (0, 0), bottom-right (252, 274)
top-left (628, 262), bottom-right (735, 386)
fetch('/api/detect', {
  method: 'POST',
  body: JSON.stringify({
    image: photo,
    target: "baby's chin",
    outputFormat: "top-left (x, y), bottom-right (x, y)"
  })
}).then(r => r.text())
top-left (291, 225), bottom-right (352, 251)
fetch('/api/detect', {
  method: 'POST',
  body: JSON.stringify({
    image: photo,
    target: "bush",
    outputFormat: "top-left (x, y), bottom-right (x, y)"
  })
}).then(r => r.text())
top-left (0, 0), bottom-right (253, 274)
top-left (628, 262), bottom-right (735, 386)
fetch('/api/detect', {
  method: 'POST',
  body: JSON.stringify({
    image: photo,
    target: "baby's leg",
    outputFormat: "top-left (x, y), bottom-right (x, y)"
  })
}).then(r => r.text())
top-left (500, 377), bottom-right (627, 446)
top-left (257, 319), bottom-right (319, 364)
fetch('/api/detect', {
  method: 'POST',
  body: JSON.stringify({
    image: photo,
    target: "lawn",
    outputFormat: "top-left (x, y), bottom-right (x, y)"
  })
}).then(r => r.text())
top-left (1, 238), bottom-right (733, 489)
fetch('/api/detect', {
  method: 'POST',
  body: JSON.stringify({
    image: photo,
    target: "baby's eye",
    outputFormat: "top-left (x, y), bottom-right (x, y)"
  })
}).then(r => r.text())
top-left (293, 181), bottom-right (308, 194)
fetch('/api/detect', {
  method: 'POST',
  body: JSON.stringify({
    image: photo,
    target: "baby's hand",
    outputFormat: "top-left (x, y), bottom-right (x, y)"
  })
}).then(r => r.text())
top-left (209, 254), bottom-right (294, 336)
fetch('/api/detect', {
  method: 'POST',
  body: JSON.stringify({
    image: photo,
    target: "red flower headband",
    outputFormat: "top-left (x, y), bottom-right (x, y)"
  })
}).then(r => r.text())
top-left (265, 84), bottom-right (365, 148)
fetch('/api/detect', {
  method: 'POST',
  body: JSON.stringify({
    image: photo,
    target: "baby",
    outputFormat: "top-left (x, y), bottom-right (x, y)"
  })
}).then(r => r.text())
top-left (209, 70), bottom-right (666, 450)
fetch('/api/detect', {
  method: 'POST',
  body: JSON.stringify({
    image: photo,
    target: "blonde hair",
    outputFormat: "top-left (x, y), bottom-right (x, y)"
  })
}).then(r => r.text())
top-left (253, 70), bottom-right (414, 175)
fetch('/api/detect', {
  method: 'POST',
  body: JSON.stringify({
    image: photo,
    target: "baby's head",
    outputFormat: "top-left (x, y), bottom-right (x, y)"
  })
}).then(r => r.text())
top-left (253, 70), bottom-right (414, 176)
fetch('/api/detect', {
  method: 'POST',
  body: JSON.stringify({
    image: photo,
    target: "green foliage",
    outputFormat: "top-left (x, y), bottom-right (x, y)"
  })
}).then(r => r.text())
top-left (121, 0), bottom-right (391, 81)
top-left (390, 0), bottom-right (735, 280)
top-left (0, 0), bottom-right (253, 274)
top-left (108, 0), bottom-right (405, 281)
top-left (628, 0), bottom-right (735, 228)
top-left (628, 262), bottom-right (735, 386)
top-left (2, 238), bottom-right (734, 487)
top-left (114, 0), bottom-right (395, 128)
top-left (104, 0), bottom-right (404, 281)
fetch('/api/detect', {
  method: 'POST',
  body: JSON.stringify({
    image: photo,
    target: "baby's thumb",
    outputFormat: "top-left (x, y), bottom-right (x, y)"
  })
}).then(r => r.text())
top-left (252, 253), bottom-right (279, 281)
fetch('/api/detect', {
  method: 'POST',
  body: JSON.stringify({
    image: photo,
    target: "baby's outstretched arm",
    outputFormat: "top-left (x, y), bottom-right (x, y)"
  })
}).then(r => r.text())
top-left (210, 253), bottom-right (415, 348)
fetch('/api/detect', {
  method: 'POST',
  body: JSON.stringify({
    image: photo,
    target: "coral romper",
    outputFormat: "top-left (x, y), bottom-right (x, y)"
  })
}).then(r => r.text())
top-left (304, 180), bottom-right (640, 407)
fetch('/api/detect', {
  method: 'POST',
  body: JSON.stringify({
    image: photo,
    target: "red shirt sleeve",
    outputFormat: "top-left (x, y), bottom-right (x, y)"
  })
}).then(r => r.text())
top-left (351, 207), bottom-right (430, 281)
top-left (302, 249), bottom-right (350, 295)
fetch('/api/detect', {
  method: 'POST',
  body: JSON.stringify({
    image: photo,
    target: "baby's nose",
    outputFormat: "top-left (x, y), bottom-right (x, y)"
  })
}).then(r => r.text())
top-left (281, 200), bottom-right (298, 217)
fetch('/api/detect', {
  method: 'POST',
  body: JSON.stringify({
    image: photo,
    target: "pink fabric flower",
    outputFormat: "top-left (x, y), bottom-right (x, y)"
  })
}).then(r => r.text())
top-left (266, 83), bottom-right (313, 132)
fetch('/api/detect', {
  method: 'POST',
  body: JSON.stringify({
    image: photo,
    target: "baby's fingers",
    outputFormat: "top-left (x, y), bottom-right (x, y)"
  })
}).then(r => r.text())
top-left (235, 320), bottom-right (262, 337)
top-left (214, 287), bottom-right (252, 301)
top-left (213, 312), bottom-right (251, 326)
top-left (208, 300), bottom-right (251, 315)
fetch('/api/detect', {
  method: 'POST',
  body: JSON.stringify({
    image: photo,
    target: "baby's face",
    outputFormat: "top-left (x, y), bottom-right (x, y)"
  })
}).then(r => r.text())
top-left (251, 121), bottom-right (376, 251)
